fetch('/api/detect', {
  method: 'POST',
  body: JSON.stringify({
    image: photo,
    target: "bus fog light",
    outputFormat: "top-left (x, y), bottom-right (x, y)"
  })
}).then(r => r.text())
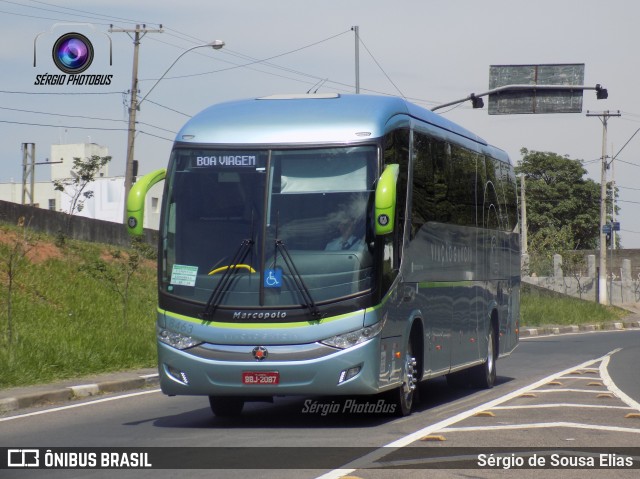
top-left (166, 364), bottom-right (189, 385)
top-left (338, 365), bottom-right (362, 384)
top-left (157, 325), bottom-right (202, 350)
top-left (321, 320), bottom-right (384, 349)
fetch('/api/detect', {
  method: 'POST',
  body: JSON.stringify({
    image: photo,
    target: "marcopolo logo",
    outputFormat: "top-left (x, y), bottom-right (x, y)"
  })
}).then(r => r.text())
top-left (33, 25), bottom-right (113, 86)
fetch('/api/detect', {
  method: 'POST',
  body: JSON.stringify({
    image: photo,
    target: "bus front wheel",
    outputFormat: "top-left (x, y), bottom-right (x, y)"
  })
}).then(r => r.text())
top-left (209, 396), bottom-right (245, 417)
top-left (387, 339), bottom-right (418, 416)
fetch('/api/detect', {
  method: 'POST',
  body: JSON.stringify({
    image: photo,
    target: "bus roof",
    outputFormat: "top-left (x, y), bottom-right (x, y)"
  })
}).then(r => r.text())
top-left (176, 93), bottom-right (494, 150)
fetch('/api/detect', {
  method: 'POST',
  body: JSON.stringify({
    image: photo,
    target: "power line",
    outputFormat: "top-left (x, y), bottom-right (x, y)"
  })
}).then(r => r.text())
top-left (0, 105), bottom-right (124, 123)
top-left (0, 105), bottom-right (178, 134)
top-left (137, 130), bottom-right (173, 142)
top-left (143, 99), bottom-right (191, 118)
top-left (23, 0), bottom-right (157, 26)
top-left (357, 33), bottom-right (405, 98)
top-left (0, 119), bottom-right (127, 130)
top-left (146, 30), bottom-right (352, 82)
top-left (612, 158), bottom-right (640, 168)
top-left (0, 0), bottom-right (113, 25)
top-left (0, 121), bottom-right (175, 142)
top-left (0, 7), bottom-right (72, 23)
top-left (0, 90), bottom-right (122, 95)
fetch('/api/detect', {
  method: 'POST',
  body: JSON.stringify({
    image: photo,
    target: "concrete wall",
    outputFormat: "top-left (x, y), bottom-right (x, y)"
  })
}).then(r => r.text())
top-left (523, 252), bottom-right (640, 307)
top-left (0, 199), bottom-right (158, 248)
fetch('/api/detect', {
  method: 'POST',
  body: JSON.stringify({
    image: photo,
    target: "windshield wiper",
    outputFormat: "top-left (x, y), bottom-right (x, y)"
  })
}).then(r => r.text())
top-left (275, 239), bottom-right (320, 318)
top-left (200, 238), bottom-right (254, 320)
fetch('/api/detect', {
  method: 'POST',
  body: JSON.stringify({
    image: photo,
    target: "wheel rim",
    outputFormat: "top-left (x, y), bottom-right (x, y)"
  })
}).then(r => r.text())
top-left (487, 330), bottom-right (495, 375)
top-left (403, 352), bottom-right (418, 398)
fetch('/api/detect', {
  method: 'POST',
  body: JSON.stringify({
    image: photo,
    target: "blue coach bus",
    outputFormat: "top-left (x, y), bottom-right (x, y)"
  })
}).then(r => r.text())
top-left (127, 93), bottom-right (520, 417)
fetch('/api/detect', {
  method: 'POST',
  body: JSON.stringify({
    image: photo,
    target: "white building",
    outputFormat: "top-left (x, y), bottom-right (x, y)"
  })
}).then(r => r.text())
top-left (0, 143), bottom-right (162, 230)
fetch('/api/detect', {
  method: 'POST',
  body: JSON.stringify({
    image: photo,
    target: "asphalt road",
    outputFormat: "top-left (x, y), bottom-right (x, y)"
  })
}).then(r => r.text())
top-left (1, 329), bottom-right (640, 478)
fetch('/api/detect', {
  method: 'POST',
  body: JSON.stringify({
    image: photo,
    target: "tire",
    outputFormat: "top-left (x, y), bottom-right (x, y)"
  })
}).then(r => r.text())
top-left (387, 338), bottom-right (418, 416)
top-left (209, 396), bottom-right (245, 417)
top-left (470, 326), bottom-right (497, 389)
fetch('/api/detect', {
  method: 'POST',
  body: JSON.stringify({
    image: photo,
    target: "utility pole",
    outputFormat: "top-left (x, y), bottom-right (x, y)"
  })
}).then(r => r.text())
top-left (351, 26), bottom-right (360, 94)
top-left (520, 173), bottom-right (528, 256)
top-left (21, 143), bottom-right (35, 206)
top-left (611, 144), bottom-right (617, 250)
top-left (586, 110), bottom-right (620, 305)
top-left (109, 24), bottom-right (163, 221)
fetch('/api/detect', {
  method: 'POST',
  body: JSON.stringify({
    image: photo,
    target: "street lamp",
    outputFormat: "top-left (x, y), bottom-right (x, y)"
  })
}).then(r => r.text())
top-left (122, 40), bottom-right (225, 221)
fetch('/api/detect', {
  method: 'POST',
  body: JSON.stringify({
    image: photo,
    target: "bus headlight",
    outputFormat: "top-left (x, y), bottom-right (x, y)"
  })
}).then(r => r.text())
top-left (157, 325), bottom-right (202, 350)
top-left (321, 321), bottom-right (384, 349)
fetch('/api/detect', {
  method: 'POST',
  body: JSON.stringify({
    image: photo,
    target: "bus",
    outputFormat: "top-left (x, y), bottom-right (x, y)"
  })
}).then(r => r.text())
top-left (127, 93), bottom-right (520, 417)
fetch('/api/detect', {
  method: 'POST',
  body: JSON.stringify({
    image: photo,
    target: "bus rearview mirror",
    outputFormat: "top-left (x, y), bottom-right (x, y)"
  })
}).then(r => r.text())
top-left (374, 163), bottom-right (399, 236)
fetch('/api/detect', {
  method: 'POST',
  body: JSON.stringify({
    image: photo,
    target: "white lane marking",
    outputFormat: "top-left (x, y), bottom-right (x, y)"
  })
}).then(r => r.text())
top-left (521, 328), bottom-right (637, 340)
top-left (600, 354), bottom-right (640, 411)
top-left (440, 421), bottom-right (640, 434)
top-left (530, 388), bottom-right (613, 393)
top-left (0, 389), bottom-right (161, 422)
top-left (490, 403), bottom-right (634, 410)
top-left (314, 350), bottom-right (619, 479)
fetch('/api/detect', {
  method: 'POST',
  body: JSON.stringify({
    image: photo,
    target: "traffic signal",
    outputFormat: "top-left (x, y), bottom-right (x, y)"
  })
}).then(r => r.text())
top-left (596, 84), bottom-right (608, 100)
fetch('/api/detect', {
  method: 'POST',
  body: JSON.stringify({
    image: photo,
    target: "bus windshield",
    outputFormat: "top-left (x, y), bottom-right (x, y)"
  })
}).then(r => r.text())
top-left (161, 145), bottom-right (377, 311)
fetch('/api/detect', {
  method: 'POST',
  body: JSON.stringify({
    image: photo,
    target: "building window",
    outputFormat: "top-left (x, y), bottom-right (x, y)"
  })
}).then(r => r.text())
top-left (48, 199), bottom-right (56, 211)
top-left (151, 197), bottom-right (159, 213)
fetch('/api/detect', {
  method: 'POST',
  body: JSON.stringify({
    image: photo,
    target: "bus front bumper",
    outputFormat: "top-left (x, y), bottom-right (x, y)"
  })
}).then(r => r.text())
top-left (157, 337), bottom-right (386, 397)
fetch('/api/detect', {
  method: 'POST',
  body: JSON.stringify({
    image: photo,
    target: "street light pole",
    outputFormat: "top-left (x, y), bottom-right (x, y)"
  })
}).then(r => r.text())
top-left (120, 40), bottom-right (225, 221)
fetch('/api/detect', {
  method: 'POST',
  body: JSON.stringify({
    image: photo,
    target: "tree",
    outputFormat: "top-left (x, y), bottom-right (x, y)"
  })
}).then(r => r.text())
top-left (53, 155), bottom-right (111, 216)
top-left (53, 155), bottom-right (111, 238)
top-left (516, 149), bottom-right (605, 251)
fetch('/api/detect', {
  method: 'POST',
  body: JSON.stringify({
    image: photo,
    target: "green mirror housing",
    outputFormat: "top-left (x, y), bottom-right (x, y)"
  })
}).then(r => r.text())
top-left (374, 163), bottom-right (399, 235)
top-left (126, 168), bottom-right (166, 236)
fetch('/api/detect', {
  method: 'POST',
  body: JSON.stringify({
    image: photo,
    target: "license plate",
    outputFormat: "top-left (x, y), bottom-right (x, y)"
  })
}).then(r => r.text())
top-left (242, 371), bottom-right (279, 385)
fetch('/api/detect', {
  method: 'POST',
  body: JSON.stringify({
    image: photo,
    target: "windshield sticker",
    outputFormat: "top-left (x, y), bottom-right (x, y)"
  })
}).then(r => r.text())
top-left (264, 268), bottom-right (283, 288)
top-left (170, 264), bottom-right (198, 287)
top-left (195, 155), bottom-right (257, 168)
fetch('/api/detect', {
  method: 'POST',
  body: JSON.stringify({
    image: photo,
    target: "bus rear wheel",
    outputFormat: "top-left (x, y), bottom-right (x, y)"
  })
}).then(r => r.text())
top-left (470, 327), bottom-right (497, 389)
top-left (209, 396), bottom-right (245, 417)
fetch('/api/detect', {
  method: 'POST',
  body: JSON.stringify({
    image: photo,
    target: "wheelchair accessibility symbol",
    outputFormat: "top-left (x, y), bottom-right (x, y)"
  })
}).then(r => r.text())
top-left (264, 268), bottom-right (282, 288)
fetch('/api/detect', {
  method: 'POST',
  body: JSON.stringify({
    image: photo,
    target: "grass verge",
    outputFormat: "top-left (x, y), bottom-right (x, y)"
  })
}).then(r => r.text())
top-left (520, 283), bottom-right (629, 327)
top-left (0, 224), bottom-right (157, 389)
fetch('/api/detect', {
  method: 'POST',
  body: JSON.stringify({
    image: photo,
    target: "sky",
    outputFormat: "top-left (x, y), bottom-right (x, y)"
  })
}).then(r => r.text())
top-left (2, 0), bottom-right (640, 246)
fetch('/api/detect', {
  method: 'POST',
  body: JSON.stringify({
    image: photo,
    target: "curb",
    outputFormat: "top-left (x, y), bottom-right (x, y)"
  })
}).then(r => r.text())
top-left (520, 319), bottom-right (640, 337)
top-left (0, 371), bottom-right (159, 415)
